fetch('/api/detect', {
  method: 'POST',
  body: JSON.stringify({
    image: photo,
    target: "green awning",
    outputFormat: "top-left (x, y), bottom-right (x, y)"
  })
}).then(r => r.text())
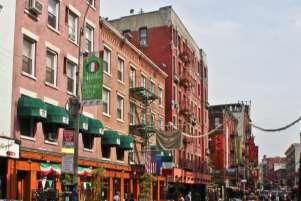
top-left (119, 135), bottom-right (134, 150)
top-left (102, 130), bottom-right (120, 146)
top-left (17, 95), bottom-right (47, 119)
top-left (45, 104), bottom-right (69, 126)
top-left (68, 114), bottom-right (89, 132)
top-left (87, 117), bottom-right (104, 136)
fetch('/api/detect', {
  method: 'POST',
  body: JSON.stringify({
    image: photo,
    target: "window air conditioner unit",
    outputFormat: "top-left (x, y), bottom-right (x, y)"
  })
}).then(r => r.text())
top-left (28, 0), bottom-right (43, 15)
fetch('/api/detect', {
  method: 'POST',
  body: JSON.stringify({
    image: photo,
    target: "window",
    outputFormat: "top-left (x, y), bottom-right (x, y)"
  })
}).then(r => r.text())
top-left (130, 102), bottom-right (136, 125)
top-left (68, 11), bottom-right (78, 43)
top-left (117, 57), bottom-right (124, 82)
top-left (19, 118), bottom-right (37, 137)
top-left (128, 150), bottom-right (135, 164)
top-left (48, 0), bottom-right (59, 29)
top-left (82, 134), bottom-right (94, 149)
top-left (102, 88), bottom-right (110, 115)
top-left (22, 36), bottom-right (35, 76)
top-left (86, 0), bottom-right (94, 6)
top-left (102, 145), bottom-right (110, 158)
top-left (158, 88), bottom-right (163, 105)
top-left (214, 117), bottom-right (220, 128)
top-left (151, 113), bottom-right (155, 127)
top-left (139, 27), bottom-right (147, 47)
top-left (103, 47), bottom-right (111, 74)
top-left (150, 81), bottom-right (155, 95)
top-left (43, 124), bottom-right (59, 142)
top-left (117, 95), bottom-right (124, 120)
top-left (85, 24), bottom-right (94, 52)
top-left (46, 49), bottom-right (57, 85)
top-left (159, 117), bottom-right (164, 130)
top-left (116, 147), bottom-right (124, 161)
top-left (141, 75), bottom-right (146, 88)
top-left (66, 60), bottom-right (77, 94)
top-left (129, 67), bottom-right (136, 88)
top-left (141, 109), bottom-right (146, 125)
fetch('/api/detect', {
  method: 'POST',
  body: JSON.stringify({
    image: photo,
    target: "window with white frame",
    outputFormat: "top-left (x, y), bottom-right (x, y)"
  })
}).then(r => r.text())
top-left (48, 0), bottom-right (59, 29)
top-left (130, 102), bottom-right (136, 125)
top-left (150, 81), bottom-right (155, 94)
top-left (86, 0), bottom-right (94, 6)
top-left (117, 95), bottom-right (124, 120)
top-left (102, 88), bottom-right (110, 115)
top-left (68, 10), bottom-right (78, 43)
top-left (129, 66), bottom-right (136, 88)
top-left (159, 117), bottom-right (164, 130)
top-left (139, 27), bottom-right (147, 47)
top-left (66, 60), bottom-right (77, 94)
top-left (158, 87), bottom-right (163, 106)
top-left (141, 74), bottom-right (146, 88)
top-left (22, 36), bottom-right (36, 76)
top-left (103, 47), bottom-right (111, 74)
top-left (141, 109), bottom-right (146, 125)
top-left (117, 57), bottom-right (124, 82)
top-left (151, 113), bottom-right (155, 127)
top-left (85, 24), bottom-right (94, 52)
top-left (46, 49), bottom-right (57, 85)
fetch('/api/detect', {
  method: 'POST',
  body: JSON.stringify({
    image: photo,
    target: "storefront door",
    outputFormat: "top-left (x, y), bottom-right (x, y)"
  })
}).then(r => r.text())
top-left (17, 171), bottom-right (30, 201)
top-left (0, 158), bottom-right (7, 199)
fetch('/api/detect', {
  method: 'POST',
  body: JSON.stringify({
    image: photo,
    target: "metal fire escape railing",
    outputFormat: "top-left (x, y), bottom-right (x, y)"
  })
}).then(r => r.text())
top-left (129, 78), bottom-right (159, 166)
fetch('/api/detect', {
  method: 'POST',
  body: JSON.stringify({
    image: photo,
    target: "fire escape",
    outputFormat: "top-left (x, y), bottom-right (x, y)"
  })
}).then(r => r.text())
top-left (178, 43), bottom-right (199, 172)
top-left (129, 79), bottom-right (158, 166)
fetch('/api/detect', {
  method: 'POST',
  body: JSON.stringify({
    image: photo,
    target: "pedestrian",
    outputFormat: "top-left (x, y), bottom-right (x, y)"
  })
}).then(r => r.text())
top-left (185, 191), bottom-right (192, 201)
top-left (114, 191), bottom-right (120, 201)
top-left (178, 193), bottom-right (185, 201)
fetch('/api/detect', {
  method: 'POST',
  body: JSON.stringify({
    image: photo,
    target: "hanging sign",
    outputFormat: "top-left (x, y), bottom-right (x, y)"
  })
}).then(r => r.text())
top-left (82, 55), bottom-right (104, 106)
top-left (62, 130), bottom-right (74, 154)
top-left (61, 154), bottom-right (74, 174)
top-left (0, 137), bottom-right (19, 159)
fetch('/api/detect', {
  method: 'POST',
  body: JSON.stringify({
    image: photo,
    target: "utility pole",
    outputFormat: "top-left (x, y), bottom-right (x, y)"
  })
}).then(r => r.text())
top-left (68, 3), bottom-right (91, 201)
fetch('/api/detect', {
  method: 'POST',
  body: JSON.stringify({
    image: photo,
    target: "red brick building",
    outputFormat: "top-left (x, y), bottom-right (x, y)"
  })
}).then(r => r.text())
top-left (6, 1), bottom-right (166, 201)
top-left (261, 156), bottom-right (287, 188)
top-left (109, 6), bottom-right (210, 192)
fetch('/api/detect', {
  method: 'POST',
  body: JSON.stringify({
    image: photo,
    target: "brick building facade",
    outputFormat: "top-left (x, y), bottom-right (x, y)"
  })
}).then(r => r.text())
top-left (5, 1), bottom-right (167, 201)
top-left (109, 6), bottom-right (210, 190)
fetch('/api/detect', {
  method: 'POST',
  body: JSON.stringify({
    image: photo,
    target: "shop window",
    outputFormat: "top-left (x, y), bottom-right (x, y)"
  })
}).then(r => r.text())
top-left (116, 147), bottom-right (124, 161)
top-left (19, 118), bottom-right (37, 137)
top-left (113, 178), bottom-right (121, 196)
top-left (101, 178), bottom-right (109, 201)
top-left (82, 134), bottom-right (94, 150)
top-left (102, 145), bottom-right (111, 159)
top-left (124, 179), bottom-right (130, 200)
top-left (43, 124), bottom-right (59, 142)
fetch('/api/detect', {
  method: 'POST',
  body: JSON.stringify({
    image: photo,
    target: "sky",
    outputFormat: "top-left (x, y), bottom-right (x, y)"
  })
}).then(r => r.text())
top-left (101, 0), bottom-right (301, 159)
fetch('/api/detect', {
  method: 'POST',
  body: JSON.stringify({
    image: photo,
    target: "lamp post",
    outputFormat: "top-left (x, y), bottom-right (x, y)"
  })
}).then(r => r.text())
top-left (68, 3), bottom-right (91, 201)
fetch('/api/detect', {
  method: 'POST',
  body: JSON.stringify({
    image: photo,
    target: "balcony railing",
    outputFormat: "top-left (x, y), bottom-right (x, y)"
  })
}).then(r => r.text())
top-left (129, 87), bottom-right (158, 102)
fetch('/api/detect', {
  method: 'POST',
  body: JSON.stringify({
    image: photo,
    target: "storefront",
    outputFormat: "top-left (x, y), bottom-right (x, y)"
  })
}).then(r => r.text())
top-left (0, 137), bottom-right (20, 199)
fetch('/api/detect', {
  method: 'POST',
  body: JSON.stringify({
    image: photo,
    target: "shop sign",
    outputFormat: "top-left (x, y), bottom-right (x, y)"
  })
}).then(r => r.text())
top-left (62, 130), bottom-right (74, 154)
top-left (0, 137), bottom-right (19, 159)
top-left (61, 154), bottom-right (74, 174)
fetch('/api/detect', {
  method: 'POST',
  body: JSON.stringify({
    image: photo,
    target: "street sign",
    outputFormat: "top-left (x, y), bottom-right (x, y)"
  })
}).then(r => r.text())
top-left (61, 154), bottom-right (74, 174)
top-left (82, 55), bottom-right (104, 106)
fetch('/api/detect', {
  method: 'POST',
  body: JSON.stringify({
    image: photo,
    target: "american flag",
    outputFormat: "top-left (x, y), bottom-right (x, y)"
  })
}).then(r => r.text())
top-left (144, 151), bottom-right (157, 174)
